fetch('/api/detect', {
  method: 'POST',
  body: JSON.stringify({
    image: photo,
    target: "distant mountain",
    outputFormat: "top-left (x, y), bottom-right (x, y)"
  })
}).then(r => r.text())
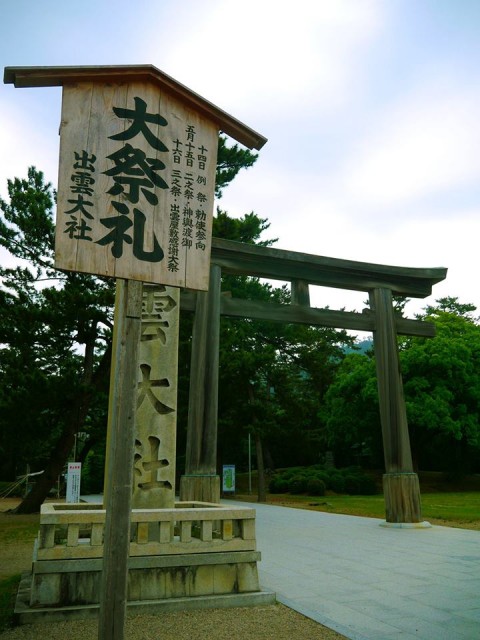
top-left (344, 339), bottom-right (373, 355)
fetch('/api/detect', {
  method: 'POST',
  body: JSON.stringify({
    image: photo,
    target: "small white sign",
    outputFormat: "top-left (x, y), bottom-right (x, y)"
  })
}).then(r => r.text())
top-left (66, 462), bottom-right (82, 503)
top-left (222, 465), bottom-right (235, 493)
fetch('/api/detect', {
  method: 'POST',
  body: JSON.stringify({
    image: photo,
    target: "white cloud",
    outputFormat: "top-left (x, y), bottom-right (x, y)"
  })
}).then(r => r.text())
top-left (345, 85), bottom-right (480, 207)
top-left (0, 93), bottom-right (60, 197)
top-left (159, 0), bottom-right (384, 118)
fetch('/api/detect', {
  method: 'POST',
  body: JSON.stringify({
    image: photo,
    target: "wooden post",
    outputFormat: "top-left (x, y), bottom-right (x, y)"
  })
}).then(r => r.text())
top-left (291, 279), bottom-right (310, 306)
top-left (99, 279), bottom-right (142, 640)
top-left (180, 265), bottom-right (221, 503)
top-left (370, 288), bottom-right (423, 523)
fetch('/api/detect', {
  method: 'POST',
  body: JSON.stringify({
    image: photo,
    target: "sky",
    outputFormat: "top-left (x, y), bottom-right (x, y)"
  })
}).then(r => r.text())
top-left (1, 0), bottom-right (480, 322)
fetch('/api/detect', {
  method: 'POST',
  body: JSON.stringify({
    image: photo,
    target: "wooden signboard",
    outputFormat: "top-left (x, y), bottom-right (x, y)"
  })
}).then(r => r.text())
top-left (56, 82), bottom-right (218, 290)
top-left (5, 64), bottom-right (267, 290)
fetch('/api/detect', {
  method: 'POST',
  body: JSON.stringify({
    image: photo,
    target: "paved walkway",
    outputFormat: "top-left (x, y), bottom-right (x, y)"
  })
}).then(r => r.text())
top-left (231, 501), bottom-right (480, 640)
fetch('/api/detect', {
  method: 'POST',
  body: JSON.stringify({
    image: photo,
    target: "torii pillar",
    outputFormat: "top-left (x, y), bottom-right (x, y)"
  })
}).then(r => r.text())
top-left (180, 264), bottom-right (222, 503)
top-left (370, 288), bottom-right (428, 525)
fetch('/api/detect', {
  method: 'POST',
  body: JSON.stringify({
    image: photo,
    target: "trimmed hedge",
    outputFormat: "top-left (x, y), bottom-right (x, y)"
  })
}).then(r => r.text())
top-left (269, 465), bottom-right (377, 496)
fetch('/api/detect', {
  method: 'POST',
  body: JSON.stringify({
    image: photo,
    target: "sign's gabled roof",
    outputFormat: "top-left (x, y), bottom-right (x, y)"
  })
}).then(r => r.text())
top-left (4, 64), bottom-right (267, 150)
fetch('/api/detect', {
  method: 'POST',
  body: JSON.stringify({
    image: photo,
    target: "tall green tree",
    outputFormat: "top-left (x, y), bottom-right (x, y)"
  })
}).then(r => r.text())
top-left (0, 168), bottom-right (114, 512)
top-left (322, 297), bottom-right (480, 472)
top-left (321, 352), bottom-right (381, 467)
top-left (403, 298), bottom-right (480, 471)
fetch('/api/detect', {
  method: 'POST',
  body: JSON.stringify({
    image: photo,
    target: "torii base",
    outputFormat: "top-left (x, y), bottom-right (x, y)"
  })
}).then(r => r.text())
top-left (382, 472), bottom-right (426, 524)
top-left (180, 474), bottom-right (220, 504)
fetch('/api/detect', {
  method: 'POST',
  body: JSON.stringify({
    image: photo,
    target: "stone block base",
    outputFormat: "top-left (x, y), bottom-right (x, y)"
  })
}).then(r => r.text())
top-left (29, 551), bottom-right (262, 608)
top-left (15, 572), bottom-right (276, 625)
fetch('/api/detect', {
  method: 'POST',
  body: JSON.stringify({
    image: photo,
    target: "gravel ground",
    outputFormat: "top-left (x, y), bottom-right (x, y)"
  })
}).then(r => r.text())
top-left (0, 500), bottom-right (345, 639)
top-left (0, 606), bottom-right (345, 639)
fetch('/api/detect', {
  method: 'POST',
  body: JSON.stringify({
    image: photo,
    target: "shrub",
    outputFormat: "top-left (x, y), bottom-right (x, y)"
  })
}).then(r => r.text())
top-left (267, 465), bottom-right (378, 496)
top-left (344, 473), bottom-right (377, 495)
top-left (288, 475), bottom-right (308, 494)
top-left (306, 477), bottom-right (326, 496)
top-left (312, 471), bottom-right (330, 486)
top-left (328, 473), bottom-right (347, 493)
top-left (269, 476), bottom-right (289, 494)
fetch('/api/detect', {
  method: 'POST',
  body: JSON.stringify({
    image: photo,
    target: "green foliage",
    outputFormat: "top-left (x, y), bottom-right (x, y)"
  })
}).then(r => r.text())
top-left (213, 208), bottom-right (276, 246)
top-left (269, 465), bottom-right (377, 495)
top-left (80, 448), bottom-right (106, 494)
top-left (403, 299), bottom-right (480, 456)
top-left (0, 167), bottom-right (55, 266)
top-left (0, 168), bottom-right (114, 511)
top-left (328, 472), bottom-right (347, 494)
top-left (343, 472), bottom-right (377, 495)
top-left (268, 476), bottom-right (290, 493)
top-left (321, 353), bottom-right (381, 467)
top-left (0, 138), bottom-right (260, 489)
top-left (215, 136), bottom-right (258, 198)
top-left (322, 297), bottom-right (480, 472)
top-left (0, 575), bottom-right (21, 631)
top-left (289, 475), bottom-right (309, 494)
top-left (306, 477), bottom-right (326, 496)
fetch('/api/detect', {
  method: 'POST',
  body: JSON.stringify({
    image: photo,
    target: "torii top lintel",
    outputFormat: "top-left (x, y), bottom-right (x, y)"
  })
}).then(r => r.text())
top-left (3, 64), bottom-right (267, 151)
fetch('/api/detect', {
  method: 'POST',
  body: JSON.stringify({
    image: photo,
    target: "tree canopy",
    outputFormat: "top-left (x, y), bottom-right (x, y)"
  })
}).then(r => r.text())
top-left (322, 297), bottom-right (480, 472)
top-left (0, 168), bottom-right (114, 511)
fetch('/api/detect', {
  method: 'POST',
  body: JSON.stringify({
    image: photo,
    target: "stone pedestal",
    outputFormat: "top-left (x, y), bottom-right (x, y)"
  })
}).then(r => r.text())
top-left (15, 502), bottom-right (275, 624)
top-left (132, 285), bottom-right (180, 510)
top-left (29, 551), bottom-right (263, 608)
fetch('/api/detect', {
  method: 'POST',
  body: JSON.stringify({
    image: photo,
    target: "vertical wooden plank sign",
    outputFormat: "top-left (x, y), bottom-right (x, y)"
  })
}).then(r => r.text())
top-left (99, 278), bottom-right (142, 639)
top-left (4, 64), bottom-right (266, 640)
top-left (55, 81), bottom-right (219, 289)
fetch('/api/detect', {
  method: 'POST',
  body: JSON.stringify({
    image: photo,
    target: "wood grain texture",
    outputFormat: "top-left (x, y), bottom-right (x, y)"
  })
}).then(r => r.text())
top-left (370, 288), bottom-right (414, 473)
top-left (55, 82), bottom-right (218, 290)
top-left (185, 266), bottom-right (222, 476)
top-left (383, 473), bottom-right (422, 523)
top-left (99, 279), bottom-right (142, 640)
top-left (181, 292), bottom-right (436, 337)
top-left (211, 238), bottom-right (447, 298)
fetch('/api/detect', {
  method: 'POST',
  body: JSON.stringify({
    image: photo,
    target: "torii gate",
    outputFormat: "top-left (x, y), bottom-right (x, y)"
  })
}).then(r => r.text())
top-left (180, 237), bottom-right (447, 525)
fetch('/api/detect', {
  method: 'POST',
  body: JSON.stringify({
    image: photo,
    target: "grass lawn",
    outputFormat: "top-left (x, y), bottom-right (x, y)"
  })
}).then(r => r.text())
top-left (236, 491), bottom-right (480, 529)
top-left (421, 492), bottom-right (480, 525)
top-left (0, 575), bottom-right (21, 632)
top-left (0, 503), bottom-right (40, 631)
